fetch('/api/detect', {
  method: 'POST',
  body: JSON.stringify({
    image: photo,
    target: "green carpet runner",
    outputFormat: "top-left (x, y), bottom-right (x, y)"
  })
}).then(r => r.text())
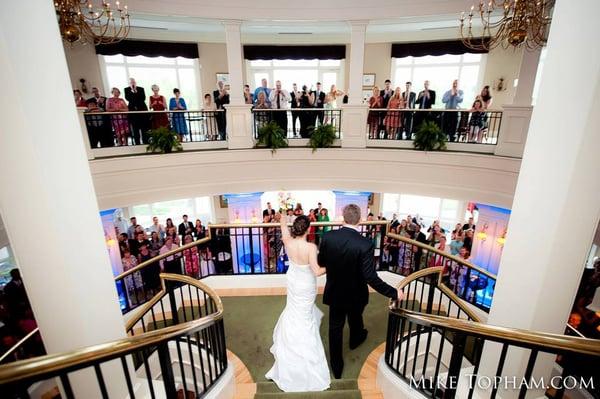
top-left (254, 379), bottom-right (361, 399)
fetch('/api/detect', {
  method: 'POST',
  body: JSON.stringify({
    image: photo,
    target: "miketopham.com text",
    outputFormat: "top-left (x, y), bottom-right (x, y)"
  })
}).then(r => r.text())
top-left (410, 375), bottom-right (596, 391)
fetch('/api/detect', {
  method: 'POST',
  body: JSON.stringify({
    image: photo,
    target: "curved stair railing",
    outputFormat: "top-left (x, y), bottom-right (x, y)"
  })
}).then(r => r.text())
top-left (0, 273), bottom-right (227, 398)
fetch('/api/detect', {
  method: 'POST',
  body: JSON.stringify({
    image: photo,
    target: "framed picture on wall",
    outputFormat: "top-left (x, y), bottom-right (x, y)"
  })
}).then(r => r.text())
top-left (368, 193), bottom-right (374, 205)
top-left (219, 195), bottom-right (228, 208)
top-left (362, 73), bottom-right (376, 87)
top-left (362, 89), bottom-right (373, 102)
top-left (216, 73), bottom-right (229, 85)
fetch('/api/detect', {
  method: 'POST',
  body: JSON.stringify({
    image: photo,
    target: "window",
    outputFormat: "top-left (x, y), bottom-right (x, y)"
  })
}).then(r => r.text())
top-left (381, 193), bottom-right (464, 232)
top-left (100, 55), bottom-right (202, 109)
top-left (246, 59), bottom-right (345, 93)
top-left (128, 196), bottom-right (214, 230)
top-left (392, 54), bottom-right (485, 109)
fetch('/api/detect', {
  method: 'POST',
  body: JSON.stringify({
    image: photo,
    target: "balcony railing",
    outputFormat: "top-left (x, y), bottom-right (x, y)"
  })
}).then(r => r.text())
top-left (83, 110), bottom-right (225, 148)
top-left (367, 108), bottom-right (502, 144)
top-left (251, 108), bottom-right (342, 140)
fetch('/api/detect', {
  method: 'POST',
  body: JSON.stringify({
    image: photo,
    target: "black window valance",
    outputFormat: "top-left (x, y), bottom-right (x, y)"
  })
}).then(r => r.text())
top-left (243, 45), bottom-right (346, 60)
top-left (95, 39), bottom-right (199, 59)
top-left (391, 40), bottom-right (489, 58)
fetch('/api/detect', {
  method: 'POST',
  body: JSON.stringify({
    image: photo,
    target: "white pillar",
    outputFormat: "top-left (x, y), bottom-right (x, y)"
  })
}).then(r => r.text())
top-left (347, 21), bottom-right (368, 106)
top-left (0, 2), bottom-right (127, 397)
top-left (512, 48), bottom-right (542, 106)
top-left (481, 1), bottom-right (600, 397)
top-left (223, 20), bottom-right (245, 106)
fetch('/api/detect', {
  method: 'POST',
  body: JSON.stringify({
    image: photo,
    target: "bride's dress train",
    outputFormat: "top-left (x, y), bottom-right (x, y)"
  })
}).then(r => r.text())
top-left (265, 260), bottom-right (331, 392)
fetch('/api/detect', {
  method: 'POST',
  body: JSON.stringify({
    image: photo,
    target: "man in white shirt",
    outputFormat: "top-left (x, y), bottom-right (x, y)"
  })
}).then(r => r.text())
top-left (269, 80), bottom-right (291, 133)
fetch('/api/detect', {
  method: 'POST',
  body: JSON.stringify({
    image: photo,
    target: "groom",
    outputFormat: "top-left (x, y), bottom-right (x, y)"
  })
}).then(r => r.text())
top-left (318, 204), bottom-right (404, 378)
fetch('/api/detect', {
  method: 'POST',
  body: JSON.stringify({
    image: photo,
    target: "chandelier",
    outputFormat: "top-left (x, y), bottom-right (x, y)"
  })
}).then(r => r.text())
top-left (54, 0), bottom-right (131, 45)
top-left (459, 0), bottom-right (554, 51)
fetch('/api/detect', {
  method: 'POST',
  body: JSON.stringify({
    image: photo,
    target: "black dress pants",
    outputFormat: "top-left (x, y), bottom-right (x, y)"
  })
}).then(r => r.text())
top-left (328, 304), bottom-right (366, 378)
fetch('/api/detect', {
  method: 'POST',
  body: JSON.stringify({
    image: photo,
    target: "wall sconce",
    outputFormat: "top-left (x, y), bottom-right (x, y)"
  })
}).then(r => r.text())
top-left (496, 236), bottom-right (506, 246)
top-left (106, 238), bottom-right (116, 246)
top-left (477, 231), bottom-right (488, 241)
top-left (493, 77), bottom-right (507, 92)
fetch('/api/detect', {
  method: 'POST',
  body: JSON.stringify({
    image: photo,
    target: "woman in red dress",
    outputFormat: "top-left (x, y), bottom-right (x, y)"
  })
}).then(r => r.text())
top-left (182, 234), bottom-right (200, 278)
top-left (149, 84), bottom-right (170, 129)
top-left (383, 87), bottom-right (405, 139)
top-left (367, 86), bottom-right (383, 139)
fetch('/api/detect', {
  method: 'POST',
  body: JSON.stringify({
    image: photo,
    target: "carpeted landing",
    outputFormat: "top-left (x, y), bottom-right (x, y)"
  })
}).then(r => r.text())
top-left (221, 294), bottom-right (391, 383)
top-left (253, 379), bottom-right (361, 399)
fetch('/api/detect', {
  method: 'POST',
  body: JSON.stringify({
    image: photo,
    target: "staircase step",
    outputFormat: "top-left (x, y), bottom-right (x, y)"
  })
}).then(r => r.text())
top-left (256, 379), bottom-right (358, 393)
top-left (254, 389), bottom-right (361, 399)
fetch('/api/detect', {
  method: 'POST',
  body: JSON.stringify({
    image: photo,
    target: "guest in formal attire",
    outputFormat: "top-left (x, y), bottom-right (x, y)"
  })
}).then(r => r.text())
top-left (149, 216), bottom-right (165, 239)
top-left (293, 203), bottom-right (304, 216)
top-left (380, 80), bottom-right (394, 107)
top-left (213, 81), bottom-right (230, 140)
top-left (244, 85), bottom-right (254, 105)
top-left (165, 218), bottom-right (177, 239)
top-left (89, 87), bottom-right (107, 110)
top-left (269, 80), bottom-right (290, 133)
top-left (253, 78), bottom-right (271, 108)
top-left (149, 231), bottom-right (163, 257)
top-left (415, 80), bottom-right (436, 130)
top-left (202, 93), bottom-right (218, 140)
top-left (127, 216), bottom-right (141, 239)
top-left (442, 79), bottom-right (464, 142)
top-left (84, 98), bottom-right (112, 148)
top-left (299, 85), bottom-right (315, 138)
top-left (106, 87), bottom-right (129, 146)
top-left (312, 82), bottom-right (326, 126)
top-left (124, 78), bottom-right (150, 145)
top-left (263, 202), bottom-right (276, 220)
top-left (74, 89), bottom-right (86, 107)
top-left (468, 99), bottom-right (486, 143)
top-left (367, 86), bottom-right (383, 139)
top-left (169, 88), bottom-right (189, 141)
top-left (254, 91), bottom-right (270, 127)
top-left (462, 217), bottom-right (476, 231)
top-left (122, 249), bottom-right (143, 301)
top-left (402, 81), bottom-right (416, 139)
top-left (178, 215), bottom-right (194, 242)
top-left (384, 87), bottom-right (404, 139)
top-left (290, 83), bottom-right (302, 137)
top-left (316, 208), bottom-right (330, 244)
top-left (149, 84), bottom-right (169, 130)
top-left (478, 85), bottom-right (493, 109)
top-left (183, 235), bottom-right (200, 278)
top-left (323, 85), bottom-right (344, 125)
top-left (159, 236), bottom-right (181, 274)
top-left (138, 244), bottom-right (160, 295)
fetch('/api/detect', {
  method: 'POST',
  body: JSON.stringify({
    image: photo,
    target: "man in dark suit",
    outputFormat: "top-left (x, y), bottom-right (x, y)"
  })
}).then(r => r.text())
top-left (312, 82), bottom-right (326, 126)
top-left (213, 81), bottom-right (230, 140)
top-left (380, 79), bottom-right (393, 107)
top-left (414, 80), bottom-right (436, 131)
top-left (178, 214), bottom-right (194, 241)
top-left (263, 202), bottom-right (276, 220)
top-left (290, 83), bottom-right (301, 137)
top-left (412, 224), bottom-right (428, 272)
top-left (124, 78), bottom-right (149, 145)
top-left (318, 204), bottom-right (404, 378)
top-left (402, 81), bottom-right (416, 140)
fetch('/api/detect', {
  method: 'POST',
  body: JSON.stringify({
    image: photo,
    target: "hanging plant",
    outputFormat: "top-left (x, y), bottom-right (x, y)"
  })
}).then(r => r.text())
top-left (308, 124), bottom-right (337, 152)
top-left (413, 120), bottom-right (447, 151)
top-left (146, 127), bottom-right (183, 154)
top-left (256, 121), bottom-right (288, 153)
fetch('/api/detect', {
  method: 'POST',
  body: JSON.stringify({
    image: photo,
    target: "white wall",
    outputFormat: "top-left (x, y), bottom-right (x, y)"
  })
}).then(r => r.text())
top-left (89, 148), bottom-right (521, 211)
top-left (63, 44), bottom-right (104, 95)
top-left (364, 43), bottom-right (393, 88)
top-left (482, 46), bottom-right (524, 106)
top-left (198, 42), bottom-right (229, 96)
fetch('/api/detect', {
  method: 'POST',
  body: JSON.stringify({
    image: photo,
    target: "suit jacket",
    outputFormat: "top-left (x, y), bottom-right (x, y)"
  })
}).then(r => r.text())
top-left (402, 91), bottom-right (416, 109)
top-left (311, 90), bottom-right (326, 109)
top-left (290, 91), bottom-right (301, 109)
top-left (124, 86), bottom-right (148, 111)
top-left (318, 227), bottom-right (398, 309)
top-left (178, 222), bottom-right (194, 238)
top-left (213, 90), bottom-right (230, 110)
top-left (416, 90), bottom-right (436, 109)
top-left (380, 89), bottom-right (393, 108)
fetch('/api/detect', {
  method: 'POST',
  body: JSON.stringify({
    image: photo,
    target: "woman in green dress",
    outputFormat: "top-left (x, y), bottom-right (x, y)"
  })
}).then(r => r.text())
top-left (316, 208), bottom-right (331, 245)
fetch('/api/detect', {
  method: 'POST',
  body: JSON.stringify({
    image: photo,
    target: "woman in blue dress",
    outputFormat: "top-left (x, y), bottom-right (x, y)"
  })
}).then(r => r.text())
top-left (169, 88), bottom-right (188, 141)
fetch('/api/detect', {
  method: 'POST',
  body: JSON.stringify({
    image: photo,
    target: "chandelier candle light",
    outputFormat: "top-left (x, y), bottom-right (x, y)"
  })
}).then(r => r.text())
top-left (54, 0), bottom-right (131, 45)
top-left (459, 0), bottom-right (554, 50)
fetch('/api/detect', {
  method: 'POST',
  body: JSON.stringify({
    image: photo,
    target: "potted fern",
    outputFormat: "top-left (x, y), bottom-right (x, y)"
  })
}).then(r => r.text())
top-left (256, 121), bottom-right (288, 153)
top-left (413, 120), bottom-right (447, 151)
top-left (308, 124), bottom-right (337, 152)
top-left (146, 127), bottom-right (183, 154)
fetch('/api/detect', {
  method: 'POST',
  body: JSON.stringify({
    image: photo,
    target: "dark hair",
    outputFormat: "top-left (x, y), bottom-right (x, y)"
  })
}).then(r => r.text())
top-left (343, 204), bottom-right (361, 225)
top-left (291, 215), bottom-right (310, 238)
top-left (385, 79), bottom-right (391, 84)
top-left (173, 88), bottom-right (180, 94)
top-left (406, 81), bottom-right (412, 85)
top-left (204, 93), bottom-right (211, 99)
top-left (316, 82), bottom-right (322, 85)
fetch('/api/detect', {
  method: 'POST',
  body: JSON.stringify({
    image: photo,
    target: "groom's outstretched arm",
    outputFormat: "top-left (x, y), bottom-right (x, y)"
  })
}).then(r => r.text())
top-left (361, 243), bottom-right (398, 299)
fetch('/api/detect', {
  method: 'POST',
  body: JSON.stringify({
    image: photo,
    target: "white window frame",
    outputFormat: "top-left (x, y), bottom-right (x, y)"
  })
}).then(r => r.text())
top-left (245, 59), bottom-right (345, 92)
top-left (98, 55), bottom-right (203, 109)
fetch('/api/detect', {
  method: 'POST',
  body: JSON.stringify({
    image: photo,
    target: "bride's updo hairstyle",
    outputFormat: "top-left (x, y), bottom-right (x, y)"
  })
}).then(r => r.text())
top-left (291, 215), bottom-right (310, 238)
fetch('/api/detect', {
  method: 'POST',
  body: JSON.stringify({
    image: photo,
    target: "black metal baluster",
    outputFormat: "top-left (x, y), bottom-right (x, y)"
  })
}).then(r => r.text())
top-left (490, 343), bottom-right (509, 399)
top-left (202, 329), bottom-right (214, 383)
top-left (195, 331), bottom-right (208, 392)
top-left (421, 326), bottom-right (433, 380)
top-left (142, 349), bottom-right (157, 399)
top-left (175, 339), bottom-right (189, 395)
top-left (394, 318), bottom-right (406, 372)
top-left (60, 374), bottom-right (75, 399)
top-left (94, 364), bottom-right (109, 399)
top-left (444, 332), bottom-right (466, 399)
top-left (150, 307), bottom-right (158, 331)
top-left (186, 335), bottom-right (200, 397)
top-left (157, 342), bottom-right (178, 399)
top-left (412, 324), bottom-right (422, 377)
top-left (179, 286), bottom-right (187, 322)
top-left (121, 356), bottom-right (136, 399)
top-left (467, 338), bottom-right (483, 399)
top-left (431, 329), bottom-right (446, 399)
top-left (188, 285), bottom-right (195, 319)
top-left (402, 321), bottom-right (413, 376)
top-left (518, 349), bottom-right (538, 399)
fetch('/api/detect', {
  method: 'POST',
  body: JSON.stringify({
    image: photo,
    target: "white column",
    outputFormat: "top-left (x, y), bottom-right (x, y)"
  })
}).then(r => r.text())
top-left (481, 1), bottom-right (600, 397)
top-left (223, 20), bottom-right (245, 106)
top-left (0, 2), bottom-right (127, 397)
top-left (347, 21), bottom-right (368, 105)
top-left (513, 48), bottom-right (542, 106)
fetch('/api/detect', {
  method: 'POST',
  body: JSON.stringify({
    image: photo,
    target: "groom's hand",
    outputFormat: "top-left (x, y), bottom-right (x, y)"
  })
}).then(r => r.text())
top-left (397, 289), bottom-right (405, 302)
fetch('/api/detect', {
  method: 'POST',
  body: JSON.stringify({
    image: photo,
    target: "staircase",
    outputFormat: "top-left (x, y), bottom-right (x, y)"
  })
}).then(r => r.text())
top-left (253, 379), bottom-right (361, 399)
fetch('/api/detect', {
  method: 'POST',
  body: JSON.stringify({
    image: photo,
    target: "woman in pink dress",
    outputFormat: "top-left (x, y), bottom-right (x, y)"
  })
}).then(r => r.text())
top-left (149, 84), bottom-right (170, 129)
top-left (182, 234), bottom-right (200, 278)
top-left (367, 86), bottom-right (383, 139)
top-left (383, 87), bottom-right (405, 139)
top-left (106, 87), bottom-right (130, 145)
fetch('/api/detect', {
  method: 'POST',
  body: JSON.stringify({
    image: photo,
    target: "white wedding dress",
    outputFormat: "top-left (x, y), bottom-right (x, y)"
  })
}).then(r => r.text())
top-left (265, 260), bottom-right (331, 392)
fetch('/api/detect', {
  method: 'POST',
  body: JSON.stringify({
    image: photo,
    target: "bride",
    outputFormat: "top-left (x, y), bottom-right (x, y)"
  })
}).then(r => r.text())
top-left (265, 213), bottom-right (331, 392)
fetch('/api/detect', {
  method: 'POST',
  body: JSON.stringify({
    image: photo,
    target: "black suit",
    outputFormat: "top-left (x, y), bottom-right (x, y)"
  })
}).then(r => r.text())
top-left (290, 91), bottom-right (301, 136)
top-left (213, 90), bottom-right (230, 140)
top-left (415, 89), bottom-right (436, 131)
top-left (312, 90), bottom-right (326, 126)
top-left (402, 91), bottom-right (417, 139)
top-left (178, 221), bottom-right (194, 240)
top-left (124, 86), bottom-right (149, 145)
top-left (318, 227), bottom-right (398, 378)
